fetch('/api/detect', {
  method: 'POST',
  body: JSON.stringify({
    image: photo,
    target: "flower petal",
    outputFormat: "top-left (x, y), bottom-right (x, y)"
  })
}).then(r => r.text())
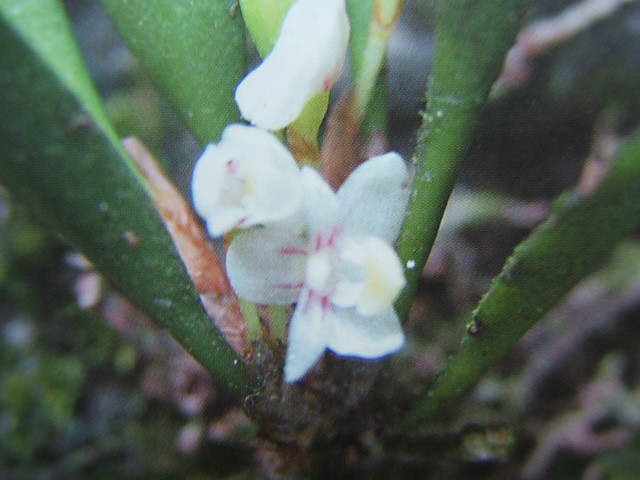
top-left (191, 124), bottom-right (303, 236)
top-left (191, 143), bottom-right (227, 224)
top-left (284, 289), bottom-right (329, 382)
top-left (221, 124), bottom-right (295, 164)
top-left (226, 227), bottom-right (307, 305)
top-left (327, 306), bottom-right (405, 358)
top-left (337, 152), bottom-right (410, 242)
top-left (205, 205), bottom-right (246, 238)
top-left (235, 0), bottom-right (350, 130)
top-left (300, 166), bottom-right (342, 234)
top-left (338, 236), bottom-right (406, 316)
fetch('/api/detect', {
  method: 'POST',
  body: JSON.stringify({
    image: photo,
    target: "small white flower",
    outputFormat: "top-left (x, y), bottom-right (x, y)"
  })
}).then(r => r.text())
top-left (226, 152), bottom-right (410, 382)
top-left (235, 0), bottom-right (350, 130)
top-left (191, 124), bottom-right (302, 236)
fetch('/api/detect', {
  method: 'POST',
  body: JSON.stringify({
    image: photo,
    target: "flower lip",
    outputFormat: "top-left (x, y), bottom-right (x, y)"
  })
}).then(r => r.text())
top-left (337, 236), bottom-right (407, 316)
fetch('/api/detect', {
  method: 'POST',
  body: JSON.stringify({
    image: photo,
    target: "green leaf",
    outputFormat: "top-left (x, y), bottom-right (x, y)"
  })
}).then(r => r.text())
top-left (348, 0), bottom-right (400, 125)
top-left (346, 0), bottom-right (387, 138)
top-left (404, 129), bottom-right (640, 426)
top-left (395, 0), bottom-right (524, 320)
top-left (239, 0), bottom-right (296, 57)
top-left (0, 0), bottom-right (247, 392)
top-left (347, 0), bottom-right (374, 84)
top-left (99, 0), bottom-right (245, 145)
top-left (0, 0), bottom-right (129, 163)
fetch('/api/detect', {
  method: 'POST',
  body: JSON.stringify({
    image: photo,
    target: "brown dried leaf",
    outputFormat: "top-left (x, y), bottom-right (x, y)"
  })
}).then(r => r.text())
top-left (287, 126), bottom-right (321, 168)
top-left (320, 89), bottom-right (365, 191)
top-left (123, 137), bottom-right (248, 355)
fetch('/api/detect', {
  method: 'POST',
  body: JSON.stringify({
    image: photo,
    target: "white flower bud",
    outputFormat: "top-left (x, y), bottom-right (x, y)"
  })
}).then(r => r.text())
top-left (235, 0), bottom-right (350, 130)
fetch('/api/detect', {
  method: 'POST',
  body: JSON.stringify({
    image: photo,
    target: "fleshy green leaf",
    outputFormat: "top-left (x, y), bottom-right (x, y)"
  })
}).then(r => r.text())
top-left (395, 0), bottom-right (525, 320)
top-left (346, 0), bottom-right (374, 84)
top-left (347, 0), bottom-right (400, 125)
top-left (0, 0), bottom-right (247, 392)
top-left (404, 129), bottom-right (640, 426)
top-left (99, 0), bottom-right (245, 145)
top-left (238, 0), bottom-right (296, 57)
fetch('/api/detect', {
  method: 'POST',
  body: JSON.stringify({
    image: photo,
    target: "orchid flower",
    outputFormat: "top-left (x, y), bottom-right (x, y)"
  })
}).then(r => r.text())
top-left (226, 153), bottom-right (410, 382)
top-left (191, 124), bottom-right (302, 237)
top-left (235, 0), bottom-right (350, 131)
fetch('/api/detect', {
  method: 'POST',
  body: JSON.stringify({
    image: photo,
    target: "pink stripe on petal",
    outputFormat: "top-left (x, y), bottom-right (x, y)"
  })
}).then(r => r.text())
top-left (273, 282), bottom-right (305, 290)
top-left (279, 246), bottom-right (308, 255)
top-left (328, 228), bottom-right (339, 248)
top-left (226, 159), bottom-right (247, 185)
top-left (226, 159), bottom-right (237, 175)
top-left (304, 290), bottom-right (316, 314)
top-left (321, 295), bottom-right (333, 312)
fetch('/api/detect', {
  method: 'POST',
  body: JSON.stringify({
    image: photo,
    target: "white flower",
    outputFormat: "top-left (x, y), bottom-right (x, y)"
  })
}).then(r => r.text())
top-left (235, 0), bottom-right (350, 131)
top-left (191, 124), bottom-right (303, 237)
top-left (226, 152), bottom-right (410, 382)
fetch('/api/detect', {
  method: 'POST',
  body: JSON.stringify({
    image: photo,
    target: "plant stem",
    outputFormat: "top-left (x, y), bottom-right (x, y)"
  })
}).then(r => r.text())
top-left (240, 300), bottom-right (263, 341)
top-left (269, 305), bottom-right (290, 343)
top-left (100, 0), bottom-right (244, 145)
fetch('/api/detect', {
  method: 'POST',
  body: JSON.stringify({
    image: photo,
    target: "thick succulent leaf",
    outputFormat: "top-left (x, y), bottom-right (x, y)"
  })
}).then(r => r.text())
top-left (99, 0), bottom-right (245, 145)
top-left (395, 0), bottom-right (525, 320)
top-left (238, 0), bottom-right (296, 57)
top-left (405, 129), bottom-right (640, 426)
top-left (345, 0), bottom-right (391, 138)
top-left (346, 0), bottom-right (374, 83)
top-left (0, 0), bottom-right (247, 392)
top-left (0, 0), bottom-right (128, 161)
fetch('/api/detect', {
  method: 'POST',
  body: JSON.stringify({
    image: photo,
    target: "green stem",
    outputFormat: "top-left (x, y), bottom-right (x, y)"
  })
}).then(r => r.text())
top-left (403, 129), bottom-right (640, 426)
top-left (240, 300), bottom-right (263, 341)
top-left (352, 0), bottom-right (402, 122)
top-left (269, 305), bottom-right (290, 343)
top-left (395, 0), bottom-right (524, 321)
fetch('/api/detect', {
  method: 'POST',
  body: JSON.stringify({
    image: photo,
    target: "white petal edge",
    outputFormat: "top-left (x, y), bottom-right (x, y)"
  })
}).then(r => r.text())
top-left (300, 166), bottom-right (342, 234)
top-left (221, 124), bottom-right (294, 166)
top-left (205, 206), bottom-right (246, 238)
top-left (226, 227), bottom-right (307, 305)
top-left (327, 306), bottom-right (405, 358)
top-left (191, 144), bottom-right (226, 222)
top-left (234, 55), bottom-right (314, 132)
top-left (235, 0), bottom-right (350, 130)
top-left (284, 290), bottom-right (329, 383)
top-left (337, 152), bottom-right (410, 242)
